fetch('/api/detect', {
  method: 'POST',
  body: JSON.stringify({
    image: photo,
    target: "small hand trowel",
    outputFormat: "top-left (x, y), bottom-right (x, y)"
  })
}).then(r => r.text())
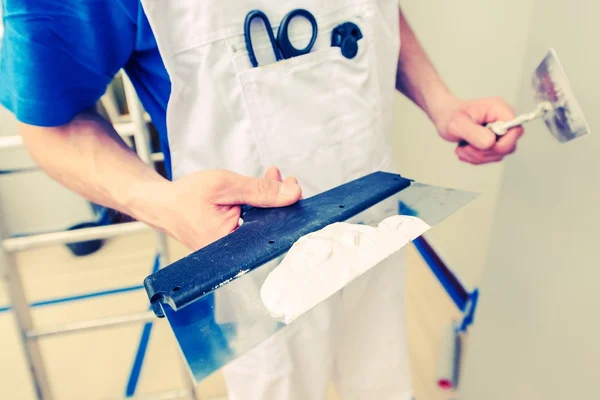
top-left (143, 172), bottom-right (477, 383)
top-left (460, 48), bottom-right (590, 146)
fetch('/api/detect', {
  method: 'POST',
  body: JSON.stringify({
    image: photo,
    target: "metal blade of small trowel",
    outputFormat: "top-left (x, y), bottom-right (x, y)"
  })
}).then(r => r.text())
top-left (532, 48), bottom-right (591, 142)
top-left (461, 48), bottom-right (590, 146)
top-left (143, 172), bottom-right (477, 383)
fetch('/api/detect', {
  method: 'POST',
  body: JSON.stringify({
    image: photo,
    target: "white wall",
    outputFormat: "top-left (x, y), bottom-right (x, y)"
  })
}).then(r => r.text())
top-left (393, 0), bottom-right (534, 288)
top-left (460, 0), bottom-right (600, 398)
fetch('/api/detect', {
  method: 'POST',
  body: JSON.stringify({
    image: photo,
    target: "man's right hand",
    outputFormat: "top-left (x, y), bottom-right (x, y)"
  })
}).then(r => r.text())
top-left (150, 167), bottom-right (302, 251)
top-left (18, 110), bottom-right (300, 252)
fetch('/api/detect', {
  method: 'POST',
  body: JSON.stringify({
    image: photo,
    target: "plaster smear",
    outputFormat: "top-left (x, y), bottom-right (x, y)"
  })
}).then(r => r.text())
top-left (260, 215), bottom-right (431, 324)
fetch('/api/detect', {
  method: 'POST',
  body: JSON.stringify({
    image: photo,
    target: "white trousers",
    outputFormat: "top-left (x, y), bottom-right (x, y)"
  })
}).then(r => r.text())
top-left (221, 247), bottom-right (413, 400)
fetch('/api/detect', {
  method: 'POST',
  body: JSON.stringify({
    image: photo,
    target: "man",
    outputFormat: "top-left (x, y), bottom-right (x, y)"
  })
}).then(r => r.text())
top-left (0, 0), bottom-right (523, 399)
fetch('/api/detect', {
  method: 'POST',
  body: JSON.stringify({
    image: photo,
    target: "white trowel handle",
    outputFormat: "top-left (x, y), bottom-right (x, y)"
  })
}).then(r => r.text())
top-left (458, 101), bottom-right (551, 147)
top-left (486, 101), bottom-right (551, 136)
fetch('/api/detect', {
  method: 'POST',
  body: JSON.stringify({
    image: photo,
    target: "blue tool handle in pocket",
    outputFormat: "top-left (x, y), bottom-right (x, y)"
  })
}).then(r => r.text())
top-left (144, 171), bottom-right (412, 317)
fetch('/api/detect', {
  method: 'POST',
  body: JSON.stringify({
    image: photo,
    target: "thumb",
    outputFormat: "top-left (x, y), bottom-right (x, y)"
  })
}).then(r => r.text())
top-left (216, 171), bottom-right (302, 207)
top-left (264, 165), bottom-right (283, 182)
top-left (451, 114), bottom-right (496, 150)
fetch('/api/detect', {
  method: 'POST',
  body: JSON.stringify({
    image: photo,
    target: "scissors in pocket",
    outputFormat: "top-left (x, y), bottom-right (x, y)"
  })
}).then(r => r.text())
top-left (244, 9), bottom-right (319, 68)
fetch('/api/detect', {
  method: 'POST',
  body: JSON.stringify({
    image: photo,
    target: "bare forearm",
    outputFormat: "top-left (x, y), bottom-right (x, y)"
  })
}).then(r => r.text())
top-left (15, 104), bottom-right (306, 251)
top-left (395, 8), bottom-right (456, 124)
top-left (18, 108), bottom-right (169, 228)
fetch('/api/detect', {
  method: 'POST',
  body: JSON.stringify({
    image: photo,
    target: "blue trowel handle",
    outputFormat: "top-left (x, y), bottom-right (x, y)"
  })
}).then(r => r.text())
top-left (144, 171), bottom-right (412, 318)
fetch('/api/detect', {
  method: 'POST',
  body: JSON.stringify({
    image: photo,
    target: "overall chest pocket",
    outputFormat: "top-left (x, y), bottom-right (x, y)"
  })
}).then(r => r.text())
top-left (235, 3), bottom-right (392, 196)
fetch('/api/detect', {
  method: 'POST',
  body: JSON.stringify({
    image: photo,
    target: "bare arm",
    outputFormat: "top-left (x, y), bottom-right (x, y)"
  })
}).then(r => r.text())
top-left (18, 109), bottom-right (302, 250)
top-left (394, 7), bottom-right (523, 162)
top-left (395, 8), bottom-right (455, 126)
top-left (18, 108), bottom-right (170, 230)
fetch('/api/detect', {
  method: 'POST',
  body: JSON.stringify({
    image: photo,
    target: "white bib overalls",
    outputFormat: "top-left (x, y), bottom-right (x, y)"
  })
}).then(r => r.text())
top-left (140, 0), bottom-right (412, 398)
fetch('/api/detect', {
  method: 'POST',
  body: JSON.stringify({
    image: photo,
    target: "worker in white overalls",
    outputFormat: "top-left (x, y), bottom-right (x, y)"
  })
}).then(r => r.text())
top-left (137, 1), bottom-right (524, 399)
top-left (5, 0), bottom-right (523, 398)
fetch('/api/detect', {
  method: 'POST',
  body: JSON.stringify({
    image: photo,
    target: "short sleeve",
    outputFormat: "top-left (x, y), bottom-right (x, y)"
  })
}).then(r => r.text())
top-left (0, 0), bottom-right (137, 126)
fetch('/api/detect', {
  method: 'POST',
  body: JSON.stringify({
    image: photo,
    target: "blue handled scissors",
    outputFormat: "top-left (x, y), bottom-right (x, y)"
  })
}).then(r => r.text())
top-left (244, 9), bottom-right (318, 68)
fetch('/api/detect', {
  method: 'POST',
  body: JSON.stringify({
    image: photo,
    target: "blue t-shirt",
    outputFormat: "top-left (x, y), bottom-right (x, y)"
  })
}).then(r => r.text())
top-left (0, 0), bottom-right (173, 178)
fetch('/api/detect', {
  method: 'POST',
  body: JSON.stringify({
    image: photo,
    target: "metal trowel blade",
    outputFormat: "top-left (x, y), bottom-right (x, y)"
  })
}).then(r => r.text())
top-left (150, 177), bottom-right (477, 383)
top-left (533, 48), bottom-right (591, 142)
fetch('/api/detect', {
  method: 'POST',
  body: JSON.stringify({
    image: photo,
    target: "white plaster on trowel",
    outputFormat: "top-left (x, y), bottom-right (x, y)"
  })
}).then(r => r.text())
top-left (259, 215), bottom-right (431, 324)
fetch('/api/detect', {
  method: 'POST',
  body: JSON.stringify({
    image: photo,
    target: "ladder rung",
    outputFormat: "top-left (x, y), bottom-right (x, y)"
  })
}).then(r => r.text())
top-left (113, 114), bottom-right (152, 138)
top-left (0, 118), bottom-right (150, 151)
top-left (0, 135), bottom-right (23, 150)
top-left (2, 222), bottom-right (151, 253)
top-left (26, 311), bottom-right (156, 339)
top-left (151, 152), bottom-right (165, 162)
top-left (113, 121), bottom-right (137, 137)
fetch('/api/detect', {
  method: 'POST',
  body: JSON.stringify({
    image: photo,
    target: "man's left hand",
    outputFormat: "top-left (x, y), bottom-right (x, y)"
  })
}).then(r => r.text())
top-left (433, 96), bottom-right (524, 165)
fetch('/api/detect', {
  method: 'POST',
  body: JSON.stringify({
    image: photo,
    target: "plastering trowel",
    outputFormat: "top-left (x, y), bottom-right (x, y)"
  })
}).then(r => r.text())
top-left (143, 171), bottom-right (477, 382)
top-left (460, 48), bottom-right (590, 146)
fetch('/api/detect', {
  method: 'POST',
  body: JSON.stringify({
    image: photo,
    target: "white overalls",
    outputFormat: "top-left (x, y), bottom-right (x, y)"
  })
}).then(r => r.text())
top-left (140, 0), bottom-right (411, 398)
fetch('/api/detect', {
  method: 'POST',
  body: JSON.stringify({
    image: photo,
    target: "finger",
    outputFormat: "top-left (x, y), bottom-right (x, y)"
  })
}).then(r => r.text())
top-left (457, 145), bottom-right (505, 165)
top-left (480, 154), bottom-right (504, 164)
top-left (462, 97), bottom-right (515, 123)
top-left (218, 206), bottom-right (243, 232)
top-left (456, 97), bottom-right (521, 150)
top-left (457, 145), bottom-right (489, 164)
top-left (186, 205), bottom-right (242, 251)
top-left (216, 171), bottom-right (302, 206)
top-left (264, 166), bottom-right (283, 182)
top-left (461, 145), bottom-right (506, 164)
top-left (492, 126), bottom-right (523, 155)
top-left (449, 113), bottom-right (497, 151)
top-left (284, 176), bottom-right (304, 199)
top-left (474, 151), bottom-right (505, 164)
top-left (483, 97), bottom-right (517, 122)
top-left (461, 145), bottom-right (486, 163)
top-left (456, 146), bottom-right (483, 165)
